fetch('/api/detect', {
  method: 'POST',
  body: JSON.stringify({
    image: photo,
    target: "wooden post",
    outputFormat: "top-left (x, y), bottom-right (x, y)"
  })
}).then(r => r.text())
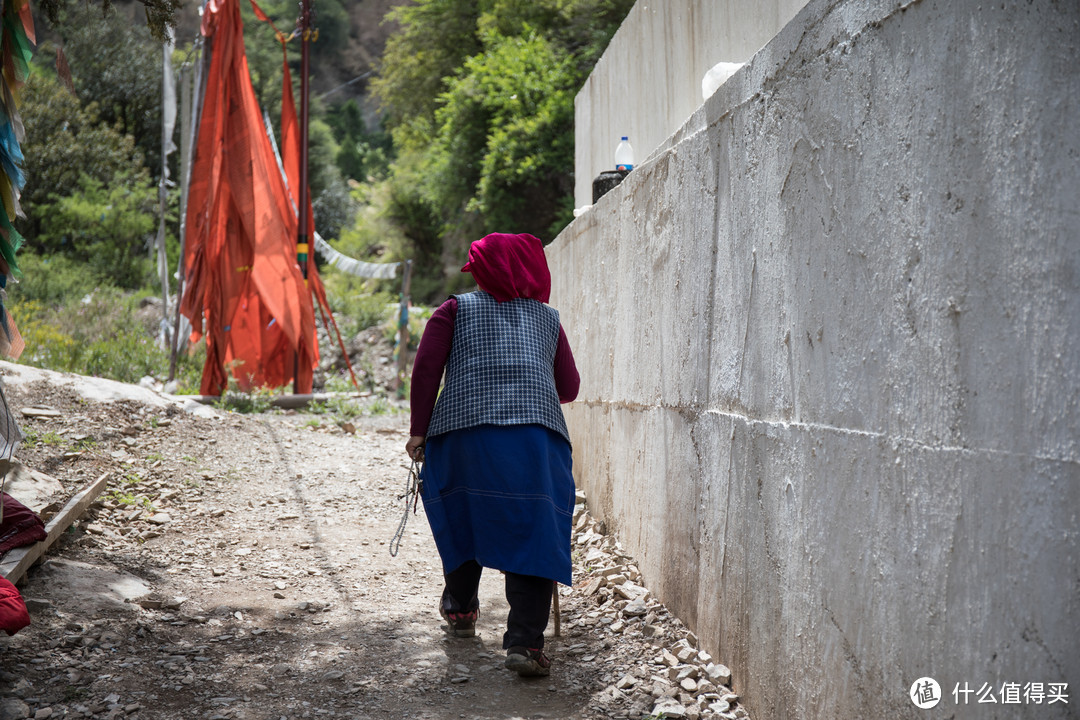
top-left (552, 584), bottom-right (561, 637)
top-left (395, 259), bottom-right (413, 396)
top-left (293, 0), bottom-right (313, 395)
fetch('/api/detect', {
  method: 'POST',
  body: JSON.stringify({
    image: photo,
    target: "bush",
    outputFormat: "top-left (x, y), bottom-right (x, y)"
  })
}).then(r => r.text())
top-left (8, 291), bottom-right (204, 393)
top-left (321, 285), bottom-right (395, 339)
top-left (8, 252), bottom-right (105, 305)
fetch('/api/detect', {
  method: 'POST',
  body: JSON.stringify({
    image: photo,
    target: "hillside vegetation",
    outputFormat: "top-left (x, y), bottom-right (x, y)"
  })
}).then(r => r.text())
top-left (7, 0), bottom-right (632, 392)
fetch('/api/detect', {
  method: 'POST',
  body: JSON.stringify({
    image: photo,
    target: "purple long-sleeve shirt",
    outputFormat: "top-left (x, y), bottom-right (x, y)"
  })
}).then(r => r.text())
top-left (409, 297), bottom-right (580, 437)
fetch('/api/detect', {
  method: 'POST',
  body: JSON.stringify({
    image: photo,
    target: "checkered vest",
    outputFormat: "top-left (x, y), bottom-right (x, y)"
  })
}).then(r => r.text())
top-left (426, 291), bottom-right (570, 444)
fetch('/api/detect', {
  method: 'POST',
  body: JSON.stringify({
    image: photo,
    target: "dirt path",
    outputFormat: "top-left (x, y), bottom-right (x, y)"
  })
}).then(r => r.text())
top-left (0, 366), bottom-right (748, 720)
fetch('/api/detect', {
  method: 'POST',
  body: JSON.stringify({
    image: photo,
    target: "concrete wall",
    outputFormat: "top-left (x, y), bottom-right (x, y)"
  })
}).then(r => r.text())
top-left (549, 0), bottom-right (1080, 717)
top-left (573, 0), bottom-right (808, 209)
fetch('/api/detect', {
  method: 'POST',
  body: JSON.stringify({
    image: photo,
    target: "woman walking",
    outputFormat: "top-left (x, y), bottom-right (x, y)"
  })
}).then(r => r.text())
top-left (406, 232), bottom-right (579, 677)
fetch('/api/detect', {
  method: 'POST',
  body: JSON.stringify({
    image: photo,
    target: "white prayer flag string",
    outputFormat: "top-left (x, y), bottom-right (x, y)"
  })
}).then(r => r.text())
top-left (313, 235), bottom-right (400, 280)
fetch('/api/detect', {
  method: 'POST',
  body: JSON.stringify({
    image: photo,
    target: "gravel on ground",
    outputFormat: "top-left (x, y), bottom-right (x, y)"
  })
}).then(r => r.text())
top-left (0, 365), bottom-right (750, 720)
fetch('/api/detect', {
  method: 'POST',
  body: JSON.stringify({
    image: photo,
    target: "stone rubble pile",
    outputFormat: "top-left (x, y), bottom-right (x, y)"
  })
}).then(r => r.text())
top-left (563, 495), bottom-right (750, 720)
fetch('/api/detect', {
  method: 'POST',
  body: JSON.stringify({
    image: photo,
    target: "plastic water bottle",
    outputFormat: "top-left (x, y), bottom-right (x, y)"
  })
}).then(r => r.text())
top-left (615, 136), bottom-right (635, 171)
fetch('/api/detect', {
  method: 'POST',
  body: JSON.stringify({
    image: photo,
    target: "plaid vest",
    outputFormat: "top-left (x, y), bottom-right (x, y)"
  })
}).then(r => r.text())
top-left (426, 291), bottom-right (570, 444)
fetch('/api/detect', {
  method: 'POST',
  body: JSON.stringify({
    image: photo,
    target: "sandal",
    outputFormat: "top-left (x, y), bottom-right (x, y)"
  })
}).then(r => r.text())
top-left (504, 646), bottom-right (551, 677)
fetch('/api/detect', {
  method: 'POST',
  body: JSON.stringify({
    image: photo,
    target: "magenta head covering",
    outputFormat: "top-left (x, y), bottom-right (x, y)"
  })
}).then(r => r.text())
top-left (461, 232), bottom-right (551, 303)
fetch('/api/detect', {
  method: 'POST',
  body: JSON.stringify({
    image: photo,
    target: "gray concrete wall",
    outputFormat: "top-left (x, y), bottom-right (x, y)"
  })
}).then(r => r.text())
top-left (573, 0), bottom-right (808, 209)
top-left (549, 0), bottom-right (1080, 717)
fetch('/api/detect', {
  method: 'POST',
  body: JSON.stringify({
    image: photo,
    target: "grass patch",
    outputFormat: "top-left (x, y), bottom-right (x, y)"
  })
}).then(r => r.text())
top-left (9, 291), bottom-right (204, 393)
top-left (366, 397), bottom-right (394, 416)
top-left (214, 383), bottom-right (285, 414)
top-left (22, 427), bottom-right (67, 448)
top-left (108, 490), bottom-right (154, 509)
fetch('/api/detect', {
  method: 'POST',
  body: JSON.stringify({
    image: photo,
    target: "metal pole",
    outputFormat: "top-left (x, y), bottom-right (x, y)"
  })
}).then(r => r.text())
top-left (293, 0), bottom-right (313, 394)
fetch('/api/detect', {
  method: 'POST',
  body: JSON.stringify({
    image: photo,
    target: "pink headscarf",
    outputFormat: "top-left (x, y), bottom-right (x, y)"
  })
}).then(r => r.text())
top-left (461, 233), bottom-right (551, 303)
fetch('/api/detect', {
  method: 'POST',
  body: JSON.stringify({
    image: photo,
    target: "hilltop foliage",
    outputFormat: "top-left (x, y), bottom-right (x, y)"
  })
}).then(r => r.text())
top-left (365, 0), bottom-right (634, 301)
top-left (7, 0), bottom-right (633, 385)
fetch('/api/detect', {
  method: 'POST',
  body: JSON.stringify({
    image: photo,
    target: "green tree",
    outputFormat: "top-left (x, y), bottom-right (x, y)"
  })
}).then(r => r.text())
top-left (41, 175), bottom-right (156, 288)
top-left (365, 0), bottom-right (634, 301)
top-left (430, 29), bottom-right (577, 238)
top-left (372, 0), bottom-right (482, 130)
top-left (328, 99), bottom-right (393, 182)
top-left (308, 116), bottom-right (356, 241)
top-left (36, 0), bottom-right (182, 42)
top-left (46, 6), bottom-right (168, 177)
top-left (17, 69), bottom-right (157, 269)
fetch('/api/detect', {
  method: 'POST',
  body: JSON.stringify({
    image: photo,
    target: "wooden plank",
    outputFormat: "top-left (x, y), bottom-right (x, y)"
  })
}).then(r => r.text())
top-left (0, 471), bottom-right (112, 584)
top-left (179, 392), bottom-right (372, 409)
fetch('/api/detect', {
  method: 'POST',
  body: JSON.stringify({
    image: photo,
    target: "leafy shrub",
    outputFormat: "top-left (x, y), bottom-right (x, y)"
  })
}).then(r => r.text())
top-left (8, 253), bottom-right (103, 305)
top-left (8, 292), bottom-right (204, 393)
top-left (321, 287), bottom-right (395, 339)
top-left (41, 175), bottom-right (156, 289)
top-left (17, 70), bottom-right (158, 277)
top-left (382, 305), bottom-right (431, 352)
top-left (215, 385), bottom-right (281, 414)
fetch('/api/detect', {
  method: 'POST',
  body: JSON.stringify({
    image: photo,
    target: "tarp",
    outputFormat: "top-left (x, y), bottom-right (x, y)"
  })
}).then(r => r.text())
top-left (180, 0), bottom-right (319, 395)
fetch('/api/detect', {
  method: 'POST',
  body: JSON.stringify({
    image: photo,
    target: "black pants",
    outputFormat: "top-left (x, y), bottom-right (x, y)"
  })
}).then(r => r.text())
top-left (443, 559), bottom-right (553, 650)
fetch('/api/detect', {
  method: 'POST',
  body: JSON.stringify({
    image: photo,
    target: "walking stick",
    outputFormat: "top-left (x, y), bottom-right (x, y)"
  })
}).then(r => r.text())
top-left (552, 583), bottom-right (561, 637)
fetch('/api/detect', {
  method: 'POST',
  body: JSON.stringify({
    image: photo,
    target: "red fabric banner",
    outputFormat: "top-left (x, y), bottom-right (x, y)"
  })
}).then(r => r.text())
top-left (180, 0), bottom-right (318, 395)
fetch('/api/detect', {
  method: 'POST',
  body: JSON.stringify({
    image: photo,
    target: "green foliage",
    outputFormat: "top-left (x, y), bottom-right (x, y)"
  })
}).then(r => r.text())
top-left (432, 29), bottom-right (577, 238)
top-left (42, 176), bottom-right (157, 289)
top-left (328, 100), bottom-right (393, 182)
top-left (366, 396), bottom-right (394, 416)
top-left (325, 394), bottom-right (362, 419)
top-left (45, 6), bottom-right (169, 177)
top-left (381, 306), bottom-right (429, 353)
top-left (372, 0), bottom-right (482, 128)
top-left (36, 0), bottom-right (182, 43)
top-left (325, 289), bottom-right (394, 338)
top-left (318, 181), bottom-right (418, 323)
top-left (21, 427), bottom-right (67, 448)
top-left (322, 373), bottom-right (357, 394)
top-left (309, 0), bottom-right (350, 62)
top-left (17, 70), bottom-right (160, 289)
top-left (311, 174), bottom-right (352, 243)
top-left (107, 489), bottom-right (155, 509)
top-left (215, 384), bottom-right (281, 414)
top-left (9, 293), bottom-right (204, 393)
top-left (9, 253), bottom-right (103, 305)
top-left (366, 0), bottom-right (635, 302)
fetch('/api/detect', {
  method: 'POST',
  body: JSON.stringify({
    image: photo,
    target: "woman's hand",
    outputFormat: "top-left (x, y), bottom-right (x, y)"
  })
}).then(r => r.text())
top-left (405, 435), bottom-right (426, 462)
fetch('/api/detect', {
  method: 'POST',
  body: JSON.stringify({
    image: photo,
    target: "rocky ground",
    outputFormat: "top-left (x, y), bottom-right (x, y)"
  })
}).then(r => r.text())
top-left (0, 363), bottom-right (750, 720)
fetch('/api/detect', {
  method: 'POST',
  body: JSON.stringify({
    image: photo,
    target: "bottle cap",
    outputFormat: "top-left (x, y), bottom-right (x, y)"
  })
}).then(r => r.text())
top-left (621, 136), bottom-right (628, 141)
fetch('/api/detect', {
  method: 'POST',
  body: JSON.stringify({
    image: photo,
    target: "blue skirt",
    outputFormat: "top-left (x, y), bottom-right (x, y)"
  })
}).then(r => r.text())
top-left (420, 424), bottom-right (575, 586)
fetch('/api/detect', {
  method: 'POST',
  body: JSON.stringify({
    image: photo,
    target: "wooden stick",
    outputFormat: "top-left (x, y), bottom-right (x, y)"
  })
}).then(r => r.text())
top-left (552, 583), bottom-right (561, 637)
top-left (1, 471), bottom-right (111, 584)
